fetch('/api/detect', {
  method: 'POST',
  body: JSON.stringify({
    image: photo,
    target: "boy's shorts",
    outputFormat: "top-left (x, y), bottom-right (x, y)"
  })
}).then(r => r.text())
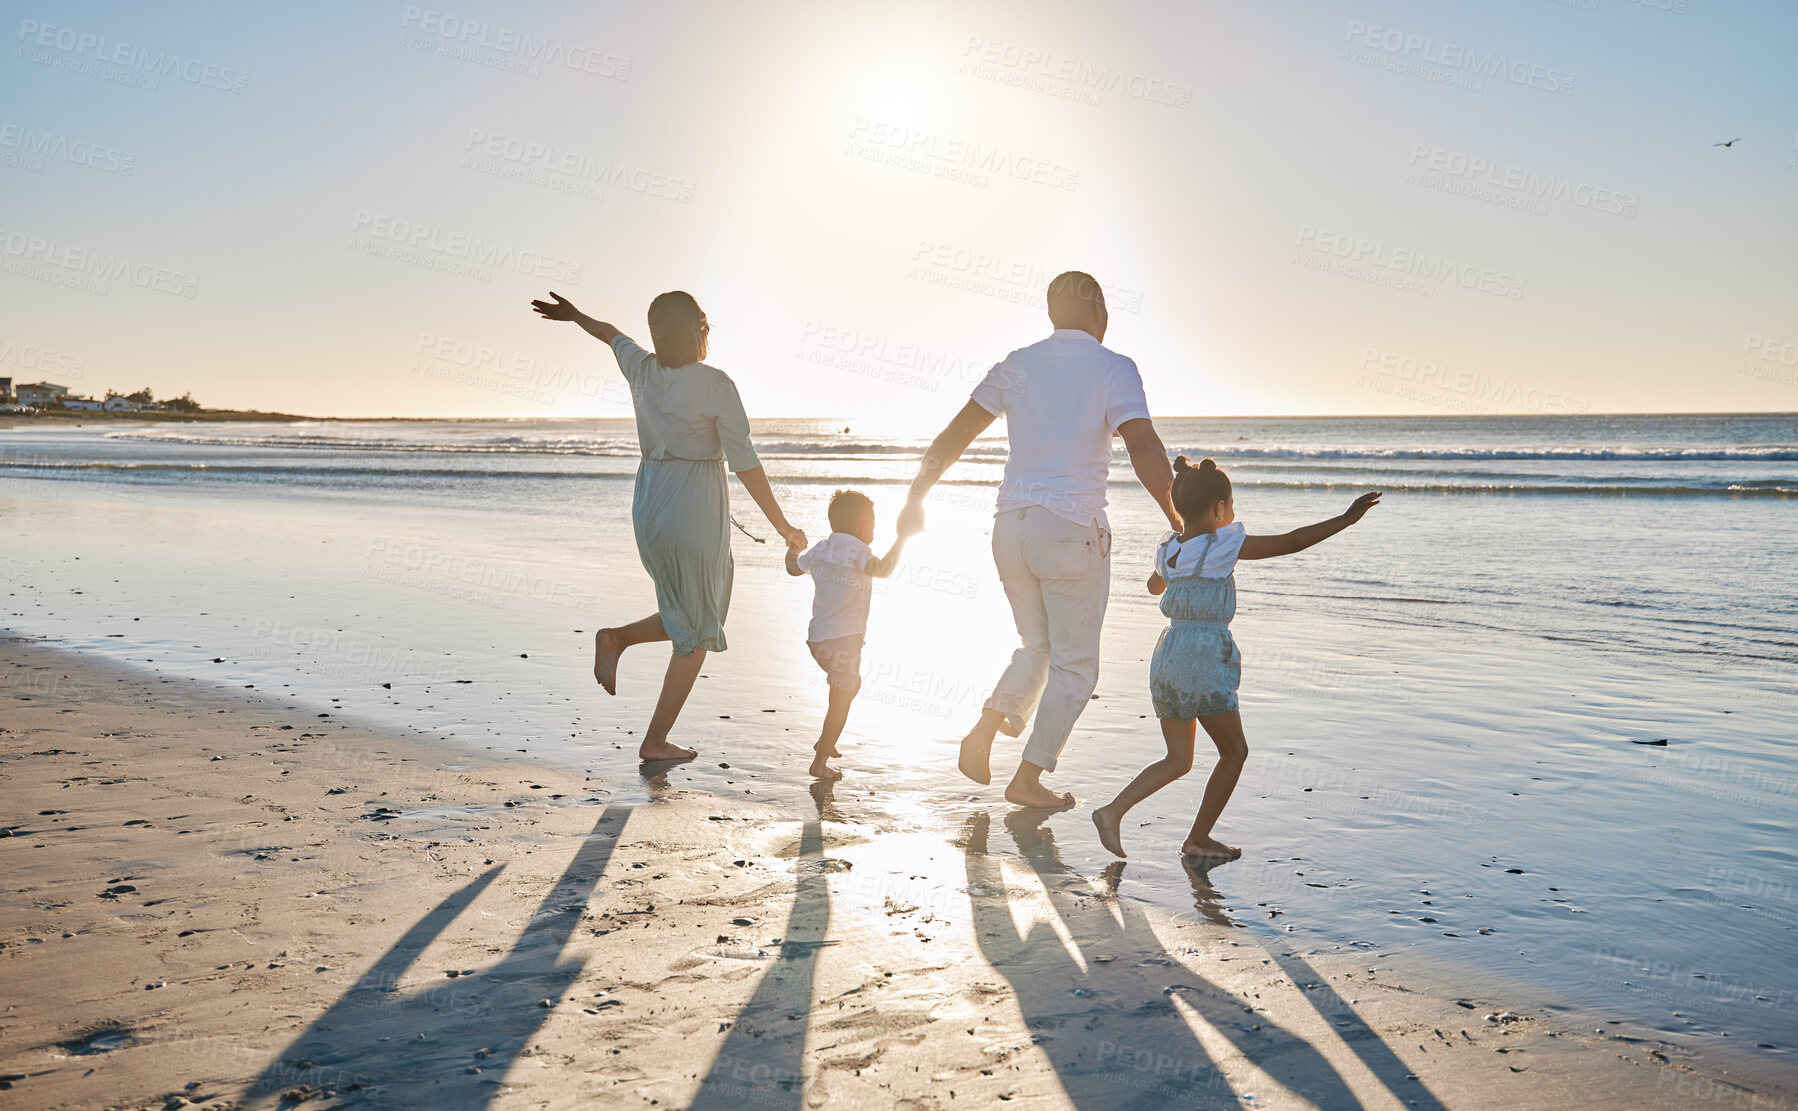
top-left (807, 635), bottom-right (864, 694)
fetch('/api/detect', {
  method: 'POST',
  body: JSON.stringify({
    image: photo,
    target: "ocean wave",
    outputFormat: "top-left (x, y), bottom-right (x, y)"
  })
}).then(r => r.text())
top-left (105, 427), bottom-right (1798, 463)
top-left (6, 460), bottom-right (1792, 497)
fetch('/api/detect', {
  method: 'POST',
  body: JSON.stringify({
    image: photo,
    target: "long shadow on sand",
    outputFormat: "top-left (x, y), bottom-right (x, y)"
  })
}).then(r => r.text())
top-left (244, 806), bottom-right (630, 1109)
top-left (964, 810), bottom-right (1370, 1111)
top-left (686, 790), bottom-right (832, 1110)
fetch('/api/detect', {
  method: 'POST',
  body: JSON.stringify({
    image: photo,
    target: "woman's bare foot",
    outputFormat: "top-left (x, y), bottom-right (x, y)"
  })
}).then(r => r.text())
top-left (637, 737), bottom-right (696, 762)
top-left (1004, 781), bottom-right (1075, 810)
top-left (594, 629), bottom-right (623, 695)
top-left (815, 741), bottom-right (842, 759)
top-left (958, 731), bottom-right (993, 785)
top-left (1092, 804), bottom-right (1127, 857)
top-left (808, 753), bottom-right (842, 780)
top-left (1180, 834), bottom-right (1241, 861)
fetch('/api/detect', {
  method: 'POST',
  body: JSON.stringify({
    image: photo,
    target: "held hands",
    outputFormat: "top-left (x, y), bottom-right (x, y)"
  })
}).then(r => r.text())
top-left (779, 524), bottom-right (809, 552)
top-left (896, 496), bottom-right (927, 538)
top-left (1342, 491), bottom-right (1383, 524)
top-left (530, 292), bottom-right (580, 321)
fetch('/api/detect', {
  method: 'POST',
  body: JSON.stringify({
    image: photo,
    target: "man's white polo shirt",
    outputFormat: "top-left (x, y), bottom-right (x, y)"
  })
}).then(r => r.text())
top-left (969, 328), bottom-right (1151, 530)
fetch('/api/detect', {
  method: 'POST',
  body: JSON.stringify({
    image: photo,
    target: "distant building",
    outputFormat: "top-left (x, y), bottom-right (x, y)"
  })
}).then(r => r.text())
top-left (61, 396), bottom-right (103, 412)
top-left (103, 395), bottom-right (144, 412)
top-left (15, 382), bottom-right (69, 407)
top-left (0, 377), bottom-right (12, 403)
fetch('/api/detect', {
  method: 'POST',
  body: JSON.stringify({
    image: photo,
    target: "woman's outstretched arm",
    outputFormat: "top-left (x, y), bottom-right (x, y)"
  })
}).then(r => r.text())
top-left (736, 466), bottom-right (807, 551)
top-left (1240, 491), bottom-right (1381, 560)
top-left (531, 292), bottom-right (619, 344)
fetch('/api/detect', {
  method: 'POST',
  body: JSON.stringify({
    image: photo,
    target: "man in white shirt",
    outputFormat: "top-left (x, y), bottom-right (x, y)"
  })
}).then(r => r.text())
top-left (898, 272), bottom-right (1180, 808)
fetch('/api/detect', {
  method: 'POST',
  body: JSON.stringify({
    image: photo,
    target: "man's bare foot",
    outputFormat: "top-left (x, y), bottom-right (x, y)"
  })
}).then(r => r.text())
top-left (958, 731), bottom-right (993, 785)
top-left (1180, 834), bottom-right (1241, 861)
top-left (594, 629), bottom-right (622, 695)
top-left (1004, 781), bottom-right (1075, 810)
top-left (637, 737), bottom-right (696, 762)
top-left (808, 753), bottom-right (842, 780)
top-left (1092, 804), bottom-right (1127, 857)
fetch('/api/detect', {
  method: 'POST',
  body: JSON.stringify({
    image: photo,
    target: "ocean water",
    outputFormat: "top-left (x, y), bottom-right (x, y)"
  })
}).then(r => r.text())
top-left (3, 413), bottom-right (1795, 1056)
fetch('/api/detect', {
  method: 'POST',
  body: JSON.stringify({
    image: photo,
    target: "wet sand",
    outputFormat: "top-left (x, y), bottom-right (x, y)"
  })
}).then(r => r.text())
top-left (2, 638), bottom-right (1794, 1110)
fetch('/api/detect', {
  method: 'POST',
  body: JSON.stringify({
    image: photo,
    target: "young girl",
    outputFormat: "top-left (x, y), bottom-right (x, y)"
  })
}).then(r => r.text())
top-left (1092, 457), bottom-right (1380, 860)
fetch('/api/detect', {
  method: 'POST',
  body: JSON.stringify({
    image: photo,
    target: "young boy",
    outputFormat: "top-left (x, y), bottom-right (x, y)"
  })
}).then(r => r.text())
top-left (785, 490), bottom-right (908, 779)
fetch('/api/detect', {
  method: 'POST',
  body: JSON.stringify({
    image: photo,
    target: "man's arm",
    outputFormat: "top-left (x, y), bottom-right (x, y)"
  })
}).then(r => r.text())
top-left (897, 400), bottom-right (996, 536)
top-left (1118, 418), bottom-right (1180, 530)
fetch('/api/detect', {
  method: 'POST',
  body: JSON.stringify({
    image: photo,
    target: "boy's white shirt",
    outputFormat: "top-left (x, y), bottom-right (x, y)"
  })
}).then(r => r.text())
top-left (796, 531), bottom-right (875, 642)
top-left (1155, 522), bottom-right (1246, 581)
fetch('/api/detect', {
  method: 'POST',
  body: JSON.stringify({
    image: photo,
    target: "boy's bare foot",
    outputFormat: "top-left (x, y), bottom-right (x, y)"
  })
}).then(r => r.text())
top-left (1004, 781), bottom-right (1075, 810)
top-left (1092, 805), bottom-right (1127, 857)
top-left (1180, 834), bottom-right (1241, 861)
top-left (594, 628), bottom-right (622, 695)
top-left (808, 753), bottom-right (842, 780)
top-left (637, 738), bottom-right (696, 762)
top-left (958, 731), bottom-right (993, 785)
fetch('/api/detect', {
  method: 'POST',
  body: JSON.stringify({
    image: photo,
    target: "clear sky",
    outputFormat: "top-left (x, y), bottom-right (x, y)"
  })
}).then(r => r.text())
top-left (3, 0), bottom-right (1795, 420)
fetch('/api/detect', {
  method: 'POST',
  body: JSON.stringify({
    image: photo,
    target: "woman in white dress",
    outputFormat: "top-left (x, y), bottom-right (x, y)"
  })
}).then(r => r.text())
top-left (532, 290), bottom-right (806, 761)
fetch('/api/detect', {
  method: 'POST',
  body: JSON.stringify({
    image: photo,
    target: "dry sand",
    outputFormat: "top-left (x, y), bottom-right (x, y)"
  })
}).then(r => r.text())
top-left (2, 637), bottom-right (1793, 1110)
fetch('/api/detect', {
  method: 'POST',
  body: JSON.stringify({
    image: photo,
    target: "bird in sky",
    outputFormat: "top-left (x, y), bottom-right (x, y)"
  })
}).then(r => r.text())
top-left (1714, 138), bottom-right (1741, 147)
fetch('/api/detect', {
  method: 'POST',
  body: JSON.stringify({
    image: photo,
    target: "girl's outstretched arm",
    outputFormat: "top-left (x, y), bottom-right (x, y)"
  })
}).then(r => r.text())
top-left (1240, 492), bottom-right (1381, 560)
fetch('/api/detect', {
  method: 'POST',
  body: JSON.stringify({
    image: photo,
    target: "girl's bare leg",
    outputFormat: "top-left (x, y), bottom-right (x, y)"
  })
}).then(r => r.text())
top-left (639, 647), bottom-right (704, 761)
top-left (810, 686), bottom-right (855, 780)
top-left (594, 613), bottom-right (667, 695)
top-left (1092, 719), bottom-right (1196, 858)
top-left (1182, 711), bottom-right (1249, 860)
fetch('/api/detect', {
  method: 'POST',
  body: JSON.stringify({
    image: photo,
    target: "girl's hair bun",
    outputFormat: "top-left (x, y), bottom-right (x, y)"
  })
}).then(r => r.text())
top-left (1198, 457), bottom-right (1218, 473)
top-left (1173, 454), bottom-right (1192, 471)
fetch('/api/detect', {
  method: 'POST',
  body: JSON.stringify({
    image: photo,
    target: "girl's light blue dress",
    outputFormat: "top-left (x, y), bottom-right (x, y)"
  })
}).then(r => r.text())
top-left (610, 334), bottom-right (761, 656)
top-left (1148, 524), bottom-right (1246, 720)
